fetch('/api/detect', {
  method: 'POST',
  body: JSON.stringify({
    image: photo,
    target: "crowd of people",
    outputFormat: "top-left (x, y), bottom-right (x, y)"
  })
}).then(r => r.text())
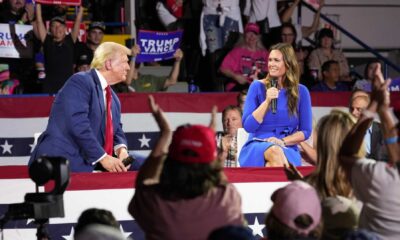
top-left (0, 0), bottom-right (390, 95)
top-left (3, 0), bottom-right (400, 239)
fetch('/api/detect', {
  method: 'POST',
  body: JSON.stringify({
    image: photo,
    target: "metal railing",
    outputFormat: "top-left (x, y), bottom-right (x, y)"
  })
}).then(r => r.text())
top-left (300, 1), bottom-right (400, 79)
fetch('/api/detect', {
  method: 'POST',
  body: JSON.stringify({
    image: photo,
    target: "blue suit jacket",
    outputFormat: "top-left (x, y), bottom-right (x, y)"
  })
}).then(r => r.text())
top-left (29, 69), bottom-right (127, 172)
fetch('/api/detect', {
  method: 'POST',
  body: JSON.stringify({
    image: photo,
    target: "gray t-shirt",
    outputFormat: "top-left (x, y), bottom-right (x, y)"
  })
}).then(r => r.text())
top-left (352, 158), bottom-right (400, 240)
top-left (130, 183), bottom-right (244, 240)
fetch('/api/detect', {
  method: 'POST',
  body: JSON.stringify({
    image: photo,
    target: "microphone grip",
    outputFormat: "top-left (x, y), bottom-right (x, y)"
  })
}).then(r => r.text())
top-left (270, 79), bottom-right (277, 114)
top-left (271, 99), bottom-right (277, 114)
top-left (122, 156), bottom-right (135, 167)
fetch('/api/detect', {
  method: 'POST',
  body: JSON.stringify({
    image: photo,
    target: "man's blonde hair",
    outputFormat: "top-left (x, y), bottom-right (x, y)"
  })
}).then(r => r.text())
top-left (91, 42), bottom-right (131, 70)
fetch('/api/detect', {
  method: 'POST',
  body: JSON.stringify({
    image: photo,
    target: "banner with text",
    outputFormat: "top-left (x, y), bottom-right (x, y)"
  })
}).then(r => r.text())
top-left (0, 23), bottom-right (34, 59)
top-left (136, 30), bottom-right (182, 62)
top-left (35, 0), bottom-right (81, 6)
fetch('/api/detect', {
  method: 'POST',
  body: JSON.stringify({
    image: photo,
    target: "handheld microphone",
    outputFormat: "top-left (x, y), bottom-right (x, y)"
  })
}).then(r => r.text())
top-left (122, 156), bottom-right (135, 167)
top-left (270, 78), bottom-right (277, 114)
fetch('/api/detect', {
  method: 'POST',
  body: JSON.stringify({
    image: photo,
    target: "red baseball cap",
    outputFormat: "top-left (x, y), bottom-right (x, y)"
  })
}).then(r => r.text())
top-left (244, 23), bottom-right (260, 35)
top-left (169, 125), bottom-right (217, 164)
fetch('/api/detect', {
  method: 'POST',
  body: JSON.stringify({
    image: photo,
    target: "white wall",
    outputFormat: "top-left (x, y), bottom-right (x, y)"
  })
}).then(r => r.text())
top-left (298, 0), bottom-right (400, 49)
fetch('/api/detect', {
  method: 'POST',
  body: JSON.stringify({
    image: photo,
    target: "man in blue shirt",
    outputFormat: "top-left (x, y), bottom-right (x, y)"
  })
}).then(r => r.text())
top-left (311, 60), bottom-right (350, 92)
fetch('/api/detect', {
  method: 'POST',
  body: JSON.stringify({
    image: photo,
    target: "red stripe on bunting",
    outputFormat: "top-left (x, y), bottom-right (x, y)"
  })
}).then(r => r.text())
top-left (0, 166), bottom-right (314, 190)
top-left (1, 92), bottom-right (399, 118)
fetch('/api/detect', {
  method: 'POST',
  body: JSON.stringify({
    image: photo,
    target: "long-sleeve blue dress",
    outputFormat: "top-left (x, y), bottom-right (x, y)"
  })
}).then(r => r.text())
top-left (239, 80), bottom-right (312, 167)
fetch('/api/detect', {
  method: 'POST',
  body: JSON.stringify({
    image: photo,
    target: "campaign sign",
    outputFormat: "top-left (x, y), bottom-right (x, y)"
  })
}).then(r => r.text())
top-left (0, 23), bottom-right (34, 59)
top-left (35, 0), bottom-right (81, 6)
top-left (136, 30), bottom-right (182, 63)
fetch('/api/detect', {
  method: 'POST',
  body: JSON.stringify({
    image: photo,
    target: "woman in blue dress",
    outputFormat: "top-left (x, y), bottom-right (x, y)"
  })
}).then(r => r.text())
top-left (239, 43), bottom-right (312, 167)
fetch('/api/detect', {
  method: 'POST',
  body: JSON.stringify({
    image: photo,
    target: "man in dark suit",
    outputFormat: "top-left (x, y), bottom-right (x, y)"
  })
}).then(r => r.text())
top-left (349, 92), bottom-right (388, 161)
top-left (29, 42), bottom-right (131, 172)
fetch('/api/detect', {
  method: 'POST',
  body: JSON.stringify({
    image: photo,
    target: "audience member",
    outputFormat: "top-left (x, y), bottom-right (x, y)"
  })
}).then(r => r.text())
top-left (311, 60), bottom-right (350, 91)
top-left (0, 0), bottom-right (31, 23)
top-left (74, 208), bottom-right (120, 239)
top-left (265, 180), bottom-right (322, 240)
top-left (29, 42), bottom-right (131, 172)
top-left (115, 46), bottom-right (184, 92)
top-left (279, 22), bottom-right (312, 85)
top-left (219, 22), bottom-right (269, 92)
top-left (33, 3), bottom-right (84, 94)
top-left (243, 0), bottom-right (282, 49)
top-left (306, 110), bottom-right (356, 198)
top-left (128, 96), bottom-right (244, 240)
top-left (239, 43), bottom-right (312, 167)
top-left (304, 110), bottom-right (360, 239)
top-left (75, 21), bottom-right (106, 72)
top-left (340, 63), bottom-right (400, 239)
top-left (349, 92), bottom-right (388, 161)
top-left (200, 0), bottom-right (243, 56)
top-left (308, 28), bottom-right (350, 81)
top-left (155, 0), bottom-right (184, 30)
top-left (353, 59), bottom-right (380, 91)
top-left (279, 0), bottom-right (324, 42)
top-left (217, 105), bottom-right (243, 167)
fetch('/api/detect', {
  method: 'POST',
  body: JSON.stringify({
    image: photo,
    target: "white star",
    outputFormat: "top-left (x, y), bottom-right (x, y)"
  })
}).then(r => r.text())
top-left (120, 225), bottom-right (132, 238)
top-left (1, 140), bottom-right (13, 154)
top-left (29, 143), bottom-right (36, 153)
top-left (138, 134), bottom-right (151, 148)
top-left (62, 227), bottom-right (74, 240)
top-left (249, 216), bottom-right (264, 237)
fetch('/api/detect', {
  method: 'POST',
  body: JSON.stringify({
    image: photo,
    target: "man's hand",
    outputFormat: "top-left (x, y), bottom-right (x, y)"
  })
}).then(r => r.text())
top-left (100, 155), bottom-right (128, 172)
top-left (117, 147), bottom-right (129, 160)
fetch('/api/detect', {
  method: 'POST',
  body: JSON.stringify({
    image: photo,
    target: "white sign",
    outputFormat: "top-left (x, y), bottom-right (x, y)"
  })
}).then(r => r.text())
top-left (0, 23), bottom-right (34, 59)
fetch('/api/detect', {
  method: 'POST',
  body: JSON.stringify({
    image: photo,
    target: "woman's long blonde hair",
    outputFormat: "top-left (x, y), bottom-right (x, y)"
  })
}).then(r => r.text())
top-left (264, 43), bottom-right (300, 116)
top-left (307, 110), bottom-right (359, 199)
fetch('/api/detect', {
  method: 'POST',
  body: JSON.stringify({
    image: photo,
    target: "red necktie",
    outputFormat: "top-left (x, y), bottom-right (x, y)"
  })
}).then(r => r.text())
top-left (104, 86), bottom-right (114, 155)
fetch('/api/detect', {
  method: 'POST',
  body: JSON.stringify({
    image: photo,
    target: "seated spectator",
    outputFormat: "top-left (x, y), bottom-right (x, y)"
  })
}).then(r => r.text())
top-left (128, 96), bottom-right (244, 240)
top-left (114, 46), bottom-right (184, 93)
top-left (311, 60), bottom-right (350, 91)
top-left (32, 3), bottom-right (84, 94)
top-left (353, 59), bottom-right (380, 92)
top-left (74, 208), bottom-right (120, 239)
top-left (349, 92), bottom-right (388, 161)
top-left (265, 180), bottom-right (322, 240)
top-left (308, 28), bottom-right (350, 81)
top-left (220, 23), bottom-right (269, 92)
top-left (340, 63), bottom-right (400, 239)
top-left (217, 105), bottom-right (243, 167)
top-left (75, 21), bottom-right (106, 72)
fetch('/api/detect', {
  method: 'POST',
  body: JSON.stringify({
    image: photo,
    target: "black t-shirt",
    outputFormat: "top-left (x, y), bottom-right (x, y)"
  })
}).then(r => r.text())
top-left (0, 10), bottom-right (23, 23)
top-left (74, 41), bottom-right (94, 65)
top-left (43, 34), bottom-right (75, 94)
